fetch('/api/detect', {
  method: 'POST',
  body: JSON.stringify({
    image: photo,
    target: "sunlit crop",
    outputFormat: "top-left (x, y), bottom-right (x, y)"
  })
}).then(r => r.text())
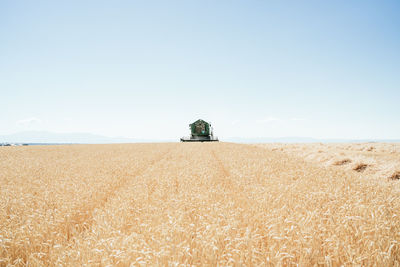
top-left (1, 143), bottom-right (399, 265)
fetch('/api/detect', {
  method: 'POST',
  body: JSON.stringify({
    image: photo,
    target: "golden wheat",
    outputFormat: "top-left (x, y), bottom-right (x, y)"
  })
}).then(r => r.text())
top-left (1, 143), bottom-right (399, 266)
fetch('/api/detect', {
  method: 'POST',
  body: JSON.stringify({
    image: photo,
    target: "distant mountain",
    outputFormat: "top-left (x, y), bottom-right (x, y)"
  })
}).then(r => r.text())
top-left (0, 131), bottom-right (174, 144)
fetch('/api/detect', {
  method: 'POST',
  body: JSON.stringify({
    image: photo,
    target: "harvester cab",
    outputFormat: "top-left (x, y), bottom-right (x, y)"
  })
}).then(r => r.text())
top-left (180, 119), bottom-right (219, 142)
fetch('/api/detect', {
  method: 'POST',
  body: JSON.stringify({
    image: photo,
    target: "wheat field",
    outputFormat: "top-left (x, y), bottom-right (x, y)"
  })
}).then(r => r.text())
top-left (1, 143), bottom-right (399, 266)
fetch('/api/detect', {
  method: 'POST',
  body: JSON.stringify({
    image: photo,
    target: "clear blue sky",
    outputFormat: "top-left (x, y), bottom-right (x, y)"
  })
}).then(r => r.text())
top-left (1, 0), bottom-right (399, 139)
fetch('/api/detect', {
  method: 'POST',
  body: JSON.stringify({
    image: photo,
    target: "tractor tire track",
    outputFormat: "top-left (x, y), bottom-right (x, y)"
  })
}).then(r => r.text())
top-left (210, 149), bottom-right (230, 178)
top-left (209, 146), bottom-right (254, 212)
top-left (50, 143), bottom-right (219, 265)
top-left (63, 146), bottom-right (176, 238)
top-left (37, 145), bottom-right (180, 266)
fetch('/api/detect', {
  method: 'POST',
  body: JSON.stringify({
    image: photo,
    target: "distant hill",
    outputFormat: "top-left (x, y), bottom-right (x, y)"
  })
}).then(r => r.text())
top-left (1, 131), bottom-right (399, 144)
top-left (0, 131), bottom-right (174, 144)
top-left (223, 137), bottom-right (400, 143)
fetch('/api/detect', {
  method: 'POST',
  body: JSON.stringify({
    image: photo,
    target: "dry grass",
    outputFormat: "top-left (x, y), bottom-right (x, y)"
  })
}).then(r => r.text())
top-left (353, 163), bottom-right (368, 172)
top-left (1, 143), bottom-right (400, 266)
top-left (390, 171), bottom-right (400, 180)
top-left (333, 159), bottom-right (352, 166)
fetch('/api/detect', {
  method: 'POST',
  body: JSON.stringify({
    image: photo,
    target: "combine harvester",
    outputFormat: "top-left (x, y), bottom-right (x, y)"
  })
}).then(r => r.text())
top-left (181, 119), bottom-right (219, 142)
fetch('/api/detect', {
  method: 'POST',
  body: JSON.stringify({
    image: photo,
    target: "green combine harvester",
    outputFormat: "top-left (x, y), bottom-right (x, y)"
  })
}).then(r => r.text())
top-left (181, 119), bottom-right (219, 142)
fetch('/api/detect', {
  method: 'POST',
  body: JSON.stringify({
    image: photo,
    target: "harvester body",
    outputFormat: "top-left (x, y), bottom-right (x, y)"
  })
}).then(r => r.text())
top-left (181, 119), bottom-right (219, 142)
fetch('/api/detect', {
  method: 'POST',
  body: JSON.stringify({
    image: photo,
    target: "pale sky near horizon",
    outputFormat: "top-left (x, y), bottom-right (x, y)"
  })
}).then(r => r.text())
top-left (1, 1), bottom-right (399, 140)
